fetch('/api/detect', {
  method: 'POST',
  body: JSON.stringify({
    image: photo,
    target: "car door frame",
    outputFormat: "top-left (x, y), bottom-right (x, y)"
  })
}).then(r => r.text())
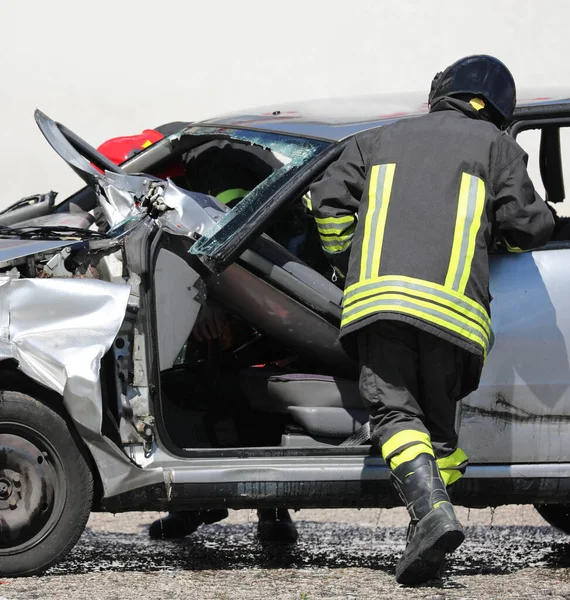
top-left (457, 106), bottom-right (570, 464)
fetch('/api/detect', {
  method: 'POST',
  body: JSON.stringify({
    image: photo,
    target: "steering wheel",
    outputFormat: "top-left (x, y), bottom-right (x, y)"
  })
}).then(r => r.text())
top-left (34, 109), bottom-right (125, 189)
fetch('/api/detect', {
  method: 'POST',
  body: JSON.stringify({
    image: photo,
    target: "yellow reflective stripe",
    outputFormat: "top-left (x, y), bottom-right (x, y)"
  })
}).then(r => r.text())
top-left (302, 194), bottom-right (312, 212)
top-left (458, 177), bottom-right (485, 294)
top-left (342, 302), bottom-right (488, 356)
top-left (382, 429), bottom-right (433, 462)
top-left (341, 295), bottom-right (488, 356)
top-left (445, 173), bottom-right (486, 293)
top-left (437, 448), bottom-right (469, 487)
top-left (320, 222), bottom-right (356, 253)
top-left (370, 163), bottom-right (396, 277)
top-left (360, 165), bottom-right (380, 279)
top-left (216, 188), bottom-right (250, 205)
top-left (344, 274), bottom-right (489, 324)
top-left (437, 448), bottom-right (468, 471)
top-left (343, 292), bottom-right (489, 346)
top-left (321, 236), bottom-right (354, 253)
top-left (445, 173), bottom-right (472, 289)
top-left (314, 215), bottom-right (354, 226)
top-left (504, 239), bottom-right (526, 253)
top-left (440, 470), bottom-right (462, 486)
top-left (389, 442), bottom-right (435, 469)
top-left (317, 223), bottom-right (355, 236)
top-left (343, 281), bottom-right (490, 340)
top-left (141, 139), bottom-right (153, 149)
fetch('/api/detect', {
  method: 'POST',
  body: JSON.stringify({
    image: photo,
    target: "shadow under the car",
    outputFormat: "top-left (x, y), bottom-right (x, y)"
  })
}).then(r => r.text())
top-left (44, 522), bottom-right (569, 578)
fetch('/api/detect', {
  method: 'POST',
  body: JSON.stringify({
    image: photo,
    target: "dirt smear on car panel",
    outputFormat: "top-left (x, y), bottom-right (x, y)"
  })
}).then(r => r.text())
top-left (462, 393), bottom-right (570, 424)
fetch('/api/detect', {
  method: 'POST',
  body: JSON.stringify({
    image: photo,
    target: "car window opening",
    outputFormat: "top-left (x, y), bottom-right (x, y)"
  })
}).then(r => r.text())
top-left (150, 133), bottom-right (351, 453)
top-left (516, 124), bottom-right (570, 246)
top-left (154, 128), bottom-right (335, 277)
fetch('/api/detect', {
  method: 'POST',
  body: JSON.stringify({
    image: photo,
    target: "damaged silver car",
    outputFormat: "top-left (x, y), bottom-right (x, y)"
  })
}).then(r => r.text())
top-left (3, 95), bottom-right (570, 576)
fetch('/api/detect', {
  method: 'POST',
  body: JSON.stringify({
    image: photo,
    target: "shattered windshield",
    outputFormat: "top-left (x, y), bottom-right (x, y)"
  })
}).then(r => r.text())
top-left (183, 127), bottom-right (330, 256)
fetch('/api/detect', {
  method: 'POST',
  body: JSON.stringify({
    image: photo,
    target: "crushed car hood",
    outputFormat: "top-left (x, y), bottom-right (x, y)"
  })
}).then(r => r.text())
top-left (34, 109), bottom-right (227, 236)
top-left (0, 239), bottom-right (75, 264)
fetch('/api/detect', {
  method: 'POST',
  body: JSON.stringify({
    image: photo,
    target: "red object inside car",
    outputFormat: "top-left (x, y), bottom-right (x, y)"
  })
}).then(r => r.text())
top-left (97, 129), bottom-right (185, 178)
top-left (97, 129), bottom-right (165, 165)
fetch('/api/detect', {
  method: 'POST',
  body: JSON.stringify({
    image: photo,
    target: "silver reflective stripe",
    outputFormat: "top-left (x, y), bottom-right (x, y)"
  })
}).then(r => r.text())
top-left (316, 219), bottom-right (354, 234)
top-left (341, 294), bottom-right (488, 352)
top-left (321, 233), bottom-right (354, 253)
top-left (445, 173), bottom-right (486, 294)
top-left (365, 164), bottom-right (388, 280)
top-left (452, 175), bottom-right (480, 290)
top-left (343, 277), bottom-right (491, 337)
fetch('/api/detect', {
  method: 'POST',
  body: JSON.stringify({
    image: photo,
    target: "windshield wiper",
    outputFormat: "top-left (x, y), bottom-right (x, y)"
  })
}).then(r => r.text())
top-left (0, 225), bottom-right (109, 240)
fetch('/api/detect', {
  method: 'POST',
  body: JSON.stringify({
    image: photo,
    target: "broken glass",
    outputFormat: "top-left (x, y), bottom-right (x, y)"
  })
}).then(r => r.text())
top-left (183, 128), bottom-right (330, 256)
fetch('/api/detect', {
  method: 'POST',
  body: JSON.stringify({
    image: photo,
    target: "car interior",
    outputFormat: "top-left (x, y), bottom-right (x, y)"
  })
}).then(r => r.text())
top-left (72, 129), bottom-right (361, 453)
top-left (513, 122), bottom-right (570, 245)
top-left (149, 134), bottom-right (368, 453)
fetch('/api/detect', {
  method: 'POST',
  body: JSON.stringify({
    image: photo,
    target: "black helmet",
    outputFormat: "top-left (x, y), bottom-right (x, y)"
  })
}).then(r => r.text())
top-left (429, 55), bottom-right (516, 127)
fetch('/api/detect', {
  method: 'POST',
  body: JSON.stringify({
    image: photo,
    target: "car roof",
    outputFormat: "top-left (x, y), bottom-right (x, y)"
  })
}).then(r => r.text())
top-left (197, 91), bottom-right (570, 142)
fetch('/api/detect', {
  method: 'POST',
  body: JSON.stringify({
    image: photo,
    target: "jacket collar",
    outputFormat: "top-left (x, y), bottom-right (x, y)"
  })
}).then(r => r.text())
top-left (429, 96), bottom-right (485, 121)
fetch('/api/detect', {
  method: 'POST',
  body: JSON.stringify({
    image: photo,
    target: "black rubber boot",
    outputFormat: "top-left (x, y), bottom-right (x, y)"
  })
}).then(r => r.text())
top-left (391, 453), bottom-right (465, 585)
top-left (257, 508), bottom-right (298, 543)
top-left (149, 509), bottom-right (229, 540)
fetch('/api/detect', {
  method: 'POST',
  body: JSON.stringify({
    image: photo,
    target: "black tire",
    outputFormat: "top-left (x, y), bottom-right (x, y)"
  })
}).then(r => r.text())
top-left (0, 391), bottom-right (94, 577)
top-left (535, 504), bottom-right (570, 534)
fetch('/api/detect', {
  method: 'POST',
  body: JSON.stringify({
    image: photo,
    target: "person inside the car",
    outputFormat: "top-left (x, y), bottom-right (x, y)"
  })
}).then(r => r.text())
top-left (99, 132), bottom-right (299, 543)
top-left (310, 55), bottom-right (554, 584)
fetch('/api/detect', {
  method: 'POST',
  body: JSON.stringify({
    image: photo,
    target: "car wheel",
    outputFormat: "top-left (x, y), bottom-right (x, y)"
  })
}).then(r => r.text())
top-left (534, 504), bottom-right (570, 534)
top-left (0, 391), bottom-right (94, 577)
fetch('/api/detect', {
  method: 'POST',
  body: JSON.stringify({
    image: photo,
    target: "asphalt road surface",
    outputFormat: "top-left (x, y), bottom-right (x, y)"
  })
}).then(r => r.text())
top-left (3, 506), bottom-right (570, 599)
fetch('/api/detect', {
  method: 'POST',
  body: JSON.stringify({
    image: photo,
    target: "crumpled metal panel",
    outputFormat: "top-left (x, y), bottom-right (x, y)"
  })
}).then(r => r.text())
top-left (0, 276), bottom-right (164, 496)
top-left (0, 278), bottom-right (136, 480)
top-left (91, 172), bottom-right (224, 238)
top-left (97, 172), bottom-right (147, 229)
top-left (1, 278), bottom-right (129, 398)
top-left (34, 109), bottom-right (246, 241)
top-left (34, 110), bottom-right (153, 231)
top-left (156, 181), bottom-right (226, 238)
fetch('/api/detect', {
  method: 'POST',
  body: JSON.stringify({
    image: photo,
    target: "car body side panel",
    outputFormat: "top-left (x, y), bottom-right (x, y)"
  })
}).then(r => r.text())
top-left (103, 449), bottom-right (570, 512)
top-left (459, 249), bottom-right (570, 463)
top-left (0, 276), bottom-right (163, 496)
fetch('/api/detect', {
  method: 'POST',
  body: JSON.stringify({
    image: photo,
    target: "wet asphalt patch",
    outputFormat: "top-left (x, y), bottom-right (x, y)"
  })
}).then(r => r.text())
top-left (45, 521), bottom-right (568, 578)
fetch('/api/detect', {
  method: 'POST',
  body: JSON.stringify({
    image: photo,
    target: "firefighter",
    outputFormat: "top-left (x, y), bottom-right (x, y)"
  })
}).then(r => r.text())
top-left (310, 55), bottom-right (554, 584)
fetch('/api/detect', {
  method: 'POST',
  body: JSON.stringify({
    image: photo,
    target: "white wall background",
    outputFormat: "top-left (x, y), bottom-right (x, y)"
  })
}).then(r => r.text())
top-left (1, 0), bottom-right (569, 206)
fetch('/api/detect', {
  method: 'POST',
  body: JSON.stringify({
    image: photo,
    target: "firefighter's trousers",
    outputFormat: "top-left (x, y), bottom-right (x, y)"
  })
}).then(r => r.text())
top-left (357, 320), bottom-right (470, 484)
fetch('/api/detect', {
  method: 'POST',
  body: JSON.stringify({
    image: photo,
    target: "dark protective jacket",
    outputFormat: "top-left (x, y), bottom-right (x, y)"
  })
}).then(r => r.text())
top-left (310, 98), bottom-right (554, 393)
